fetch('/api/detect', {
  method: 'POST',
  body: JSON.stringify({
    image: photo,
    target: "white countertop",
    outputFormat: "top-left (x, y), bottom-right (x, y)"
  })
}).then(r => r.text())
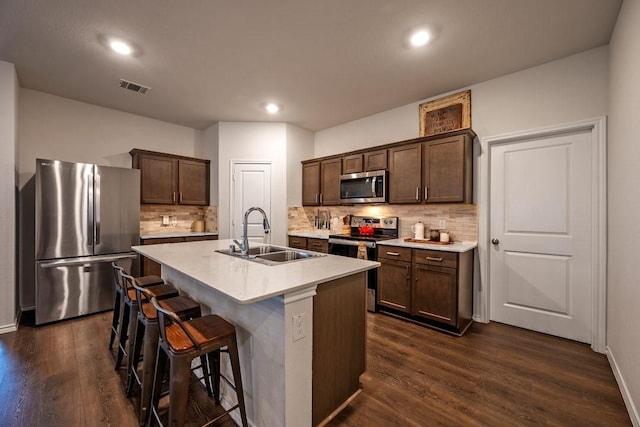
top-left (378, 238), bottom-right (477, 253)
top-left (140, 231), bottom-right (219, 239)
top-left (287, 231), bottom-right (332, 239)
top-left (132, 239), bottom-right (379, 304)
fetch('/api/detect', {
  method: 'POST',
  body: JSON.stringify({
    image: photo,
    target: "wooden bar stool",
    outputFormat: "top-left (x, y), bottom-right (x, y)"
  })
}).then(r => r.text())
top-left (125, 279), bottom-right (203, 424)
top-left (149, 297), bottom-right (249, 427)
top-left (114, 267), bottom-right (178, 371)
top-left (109, 262), bottom-right (165, 351)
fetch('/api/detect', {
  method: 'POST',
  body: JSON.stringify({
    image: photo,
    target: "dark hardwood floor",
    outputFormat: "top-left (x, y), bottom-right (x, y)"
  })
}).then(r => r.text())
top-left (0, 310), bottom-right (630, 426)
top-left (329, 313), bottom-right (631, 427)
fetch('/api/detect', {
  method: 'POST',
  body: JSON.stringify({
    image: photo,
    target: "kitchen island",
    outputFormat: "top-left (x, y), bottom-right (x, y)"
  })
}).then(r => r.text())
top-left (132, 239), bottom-right (379, 427)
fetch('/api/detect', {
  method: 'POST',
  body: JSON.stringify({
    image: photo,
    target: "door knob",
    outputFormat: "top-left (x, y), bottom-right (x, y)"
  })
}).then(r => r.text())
top-left (491, 238), bottom-right (500, 245)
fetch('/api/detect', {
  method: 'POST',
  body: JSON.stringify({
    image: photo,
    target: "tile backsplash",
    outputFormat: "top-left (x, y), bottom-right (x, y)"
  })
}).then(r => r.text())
top-left (288, 204), bottom-right (477, 242)
top-left (140, 204), bottom-right (218, 235)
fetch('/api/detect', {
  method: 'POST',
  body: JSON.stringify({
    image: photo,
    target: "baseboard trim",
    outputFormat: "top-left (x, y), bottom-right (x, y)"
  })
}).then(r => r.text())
top-left (607, 346), bottom-right (640, 427)
top-left (0, 322), bottom-right (17, 334)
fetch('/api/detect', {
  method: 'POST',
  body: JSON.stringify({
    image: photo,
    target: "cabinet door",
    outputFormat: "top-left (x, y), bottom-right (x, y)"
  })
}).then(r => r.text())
top-left (342, 154), bottom-right (363, 174)
top-left (178, 159), bottom-right (210, 205)
top-left (288, 236), bottom-right (308, 249)
top-left (139, 155), bottom-right (176, 204)
top-left (377, 259), bottom-right (411, 313)
top-left (302, 162), bottom-right (321, 205)
top-left (423, 135), bottom-right (471, 203)
top-left (320, 158), bottom-right (342, 205)
top-left (307, 238), bottom-right (328, 253)
top-left (389, 143), bottom-right (422, 203)
top-left (412, 264), bottom-right (457, 326)
top-left (364, 149), bottom-right (388, 171)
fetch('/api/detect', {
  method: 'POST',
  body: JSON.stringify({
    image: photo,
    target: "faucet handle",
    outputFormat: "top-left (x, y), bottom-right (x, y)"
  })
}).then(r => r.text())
top-left (233, 239), bottom-right (245, 250)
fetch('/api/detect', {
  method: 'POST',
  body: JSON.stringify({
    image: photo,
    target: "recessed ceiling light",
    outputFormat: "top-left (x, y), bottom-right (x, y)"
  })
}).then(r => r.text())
top-left (410, 30), bottom-right (431, 47)
top-left (265, 103), bottom-right (280, 114)
top-left (110, 40), bottom-right (133, 55)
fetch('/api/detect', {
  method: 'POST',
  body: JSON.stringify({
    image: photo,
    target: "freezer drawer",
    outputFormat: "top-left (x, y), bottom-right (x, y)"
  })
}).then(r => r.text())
top-left (35, 254), bottom-right (136, 325)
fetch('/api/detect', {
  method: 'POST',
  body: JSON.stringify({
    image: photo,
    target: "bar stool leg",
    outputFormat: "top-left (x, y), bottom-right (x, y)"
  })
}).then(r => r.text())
top-left (126, 319), bottom-right (145, 397)
top-left (168, 356), bottom-right (193, 427)
top-left (228, 335), bottom-right (249, 427)
top-left (149, 346), bottom-right (168, 427)
top-left (115, 302), bottom-right (130, 370)
top-left (139, 322), bottom-right (160, 423)
top-left (206, 350), bottom-right (221, 404)
top-left (109, 291), bottom-right (121, 350)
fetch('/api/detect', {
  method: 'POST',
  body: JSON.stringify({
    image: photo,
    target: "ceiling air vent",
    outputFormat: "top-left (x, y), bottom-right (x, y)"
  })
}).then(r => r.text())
top-left (119, 79), bottom-right (150, 94)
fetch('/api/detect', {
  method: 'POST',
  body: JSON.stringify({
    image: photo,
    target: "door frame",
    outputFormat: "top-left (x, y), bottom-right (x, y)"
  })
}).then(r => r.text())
top-left (477, 117), bottom-right (607, 352)
top-left (229, 160), bottom-right (273, 241)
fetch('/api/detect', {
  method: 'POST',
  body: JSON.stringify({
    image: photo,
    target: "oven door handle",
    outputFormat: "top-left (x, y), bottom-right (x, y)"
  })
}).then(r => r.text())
top-left (328, 238), bottom-right (376, 249)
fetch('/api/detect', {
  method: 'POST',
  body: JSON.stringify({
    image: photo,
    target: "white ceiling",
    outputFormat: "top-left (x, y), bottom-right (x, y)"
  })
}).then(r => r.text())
top-left (0, 0), bottom-right (622, 132)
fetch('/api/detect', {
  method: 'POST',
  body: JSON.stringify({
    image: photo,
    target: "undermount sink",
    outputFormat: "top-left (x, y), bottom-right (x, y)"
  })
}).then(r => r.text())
top-left (215, 244), bottom-right (326, 265)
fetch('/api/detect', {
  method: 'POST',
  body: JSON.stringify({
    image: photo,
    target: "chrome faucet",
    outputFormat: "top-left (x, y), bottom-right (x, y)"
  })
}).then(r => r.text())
top-left (233, 207), bottom-right (271, 256)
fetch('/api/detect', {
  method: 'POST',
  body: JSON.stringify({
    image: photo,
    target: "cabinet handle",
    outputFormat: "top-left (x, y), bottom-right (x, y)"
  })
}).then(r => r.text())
top-left (426, 256), bottom-right (443, 262)
top-left (406, 264), bottom-right (410, 280)
top-left (315, 194), bottom-right (319, 204)
top-left (179, 192), bottom-right (183, 202)
top-left (172, 192), bottom-right (176, 203)
top-left (386, 251), bottom-right (400, 256)
top-left (424, 186), bottom-right (428, 200)
top-left (320, 194), bottom-right (323, 204)
top-left (415, 187), bottom-right (420, 200)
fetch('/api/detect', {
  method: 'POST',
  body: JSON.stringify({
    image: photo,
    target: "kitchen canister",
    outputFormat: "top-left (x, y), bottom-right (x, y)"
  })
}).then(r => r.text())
top-left (411, 221), bottom-right (425, 240)
top-left (440, 231), bottom-right (450, 243)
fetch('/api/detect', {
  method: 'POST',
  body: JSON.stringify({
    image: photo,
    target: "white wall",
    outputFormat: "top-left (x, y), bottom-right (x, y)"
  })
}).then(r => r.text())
top-left (607, 0), bottom-right (640, 422)
top-left (216, 122), bottom-right (289, 245)
top-left (17, 89), bottom-right (205, 309)
top-left (201, 122), bottom-right (220, 205)
top-left (0, 61), bottom-right (18, 332)
top-left (285, 124), bottom-right (314, 206)
top-left (314, 46), bottom-right (609, 157)
top-left (18, 89), bottom-right (204, 188)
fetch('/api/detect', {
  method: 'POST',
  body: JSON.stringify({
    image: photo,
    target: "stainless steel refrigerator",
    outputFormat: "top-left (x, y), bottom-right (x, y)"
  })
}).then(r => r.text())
top-left (35, 159), bottom-right (140, 325)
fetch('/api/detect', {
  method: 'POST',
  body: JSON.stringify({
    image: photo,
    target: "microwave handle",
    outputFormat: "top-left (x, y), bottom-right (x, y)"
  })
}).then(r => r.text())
top-left (372, 178), bottom-right (376, 195)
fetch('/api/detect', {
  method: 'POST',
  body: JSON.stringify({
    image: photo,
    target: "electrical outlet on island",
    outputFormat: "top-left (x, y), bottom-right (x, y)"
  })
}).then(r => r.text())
top-left (293, 313), bottom-right (306, 341)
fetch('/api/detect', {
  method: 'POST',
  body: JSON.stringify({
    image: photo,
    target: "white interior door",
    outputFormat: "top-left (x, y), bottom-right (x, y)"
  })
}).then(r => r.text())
top-left (231, 162), bottom-right (272, 243)
top-left (489, 130), bottom-right (593, 343)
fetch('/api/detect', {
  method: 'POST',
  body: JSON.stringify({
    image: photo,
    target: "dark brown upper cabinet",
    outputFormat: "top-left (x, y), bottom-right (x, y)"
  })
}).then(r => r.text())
top-left (364, 149), bottom-right (388, 171)
top-left (389, 132), bottom-right (472, 204)
top-left (302, 158), bottom-right (342, 206)
top-left (130, 149), bottom-right (210, 206)
top-left (342, 154), bottom-right (363, 174)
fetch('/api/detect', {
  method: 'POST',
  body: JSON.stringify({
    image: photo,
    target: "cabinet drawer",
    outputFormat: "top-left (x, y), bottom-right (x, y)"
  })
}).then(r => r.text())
top-left (307, 238), bottom-right (328, 253)
top-left (288, 236), bottom-right (308, 249)
top-left (142, 237), bottom-right (185, 245)
top-left (413, 249), bottom-right (457, 268)
top-left (184, 235), bottom-right (218, 242)
top-left (378, 246), bottom-right (412, 262)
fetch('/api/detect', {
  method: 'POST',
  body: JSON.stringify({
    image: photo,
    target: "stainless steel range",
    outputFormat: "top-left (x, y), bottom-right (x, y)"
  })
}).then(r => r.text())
top-left (328, 216), bottom-right (398, 311)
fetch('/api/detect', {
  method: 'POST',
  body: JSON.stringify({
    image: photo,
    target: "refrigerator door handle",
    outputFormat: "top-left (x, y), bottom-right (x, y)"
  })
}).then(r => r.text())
top-left (88, 172), bottom-right (95, 247)
top-left (40, 253), bottom-right (137, 268)
top-left (94, 172), bottom-right (101, 245)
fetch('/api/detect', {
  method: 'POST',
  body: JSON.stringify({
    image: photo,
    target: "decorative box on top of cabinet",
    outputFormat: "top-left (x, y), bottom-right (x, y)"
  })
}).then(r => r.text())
top-left (377, 245), bottom-right (473, 336)
top-left (130, 149), bottom-right (210, 206)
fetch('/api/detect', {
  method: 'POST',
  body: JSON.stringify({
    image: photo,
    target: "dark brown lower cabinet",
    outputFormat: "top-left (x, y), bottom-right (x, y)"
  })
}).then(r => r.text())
top-left (377, 246), bottom-right (412, 313)
top-left (287, 236), bottom-right (329, 253)
top-left (412, 264), bottom-right (457, 326)
top-left (376, 245), bottom-right (473, 335)
top-left (141, 235), bottom-right (218, 276)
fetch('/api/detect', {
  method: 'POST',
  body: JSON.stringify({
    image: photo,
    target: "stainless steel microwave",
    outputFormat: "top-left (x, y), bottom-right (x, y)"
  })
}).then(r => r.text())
top-left (339, 170), bottom-right (387, 204)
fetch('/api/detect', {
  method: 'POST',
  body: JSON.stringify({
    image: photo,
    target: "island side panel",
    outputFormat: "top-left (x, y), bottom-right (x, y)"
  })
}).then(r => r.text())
top-left (313, 272), bottom-right (367, 426)
top-left (162, 265), bottom-right (287, 427)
